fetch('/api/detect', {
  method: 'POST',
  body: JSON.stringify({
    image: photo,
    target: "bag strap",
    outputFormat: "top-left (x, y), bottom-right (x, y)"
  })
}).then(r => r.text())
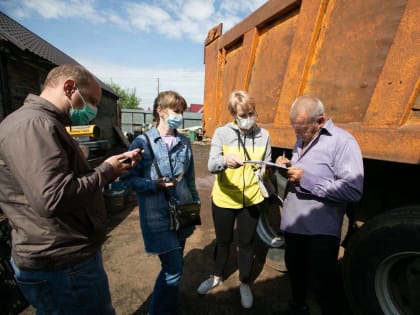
top-left (144, 133), bottom-right (171, 202)
top-left (234, 129), bottom-right (260, 173)
top-left (234, 128), bottom-right (252, 161)
top-left (235, 128), bottom-right (263, 175)
top-left (144, 133), bottom-right (163, 177)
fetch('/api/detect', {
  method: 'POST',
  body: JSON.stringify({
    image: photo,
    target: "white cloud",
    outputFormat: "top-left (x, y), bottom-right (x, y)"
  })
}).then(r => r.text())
top-left (2, 0), bottom-right (268, 42)
top-left (126, 3), bottom-right (171, 32)
top-left (182, 0), bottom-right (215, 21)
top-left (113, 0), bottom-right (265, 42)
top-left (0, 0), bottom-right (267, 107)
top-left (78, 57), bottom-right (204, 108)
top-left (19, 0), bottom-right (106, 23)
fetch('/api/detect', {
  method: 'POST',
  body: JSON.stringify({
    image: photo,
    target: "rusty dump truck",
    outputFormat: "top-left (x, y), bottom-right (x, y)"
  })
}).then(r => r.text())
top-left (202, 0), bottom-right (420, 314)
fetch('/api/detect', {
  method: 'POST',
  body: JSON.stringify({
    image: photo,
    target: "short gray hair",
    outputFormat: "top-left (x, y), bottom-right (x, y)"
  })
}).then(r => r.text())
top-left (290, 95), bottom-right (325, 122)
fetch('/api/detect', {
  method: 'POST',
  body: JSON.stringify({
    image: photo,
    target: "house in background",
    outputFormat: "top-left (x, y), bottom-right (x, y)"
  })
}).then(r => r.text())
top-left (0, 11), bottom-right (127, 159)
top-left (189, 103), bottom-right (203, 113)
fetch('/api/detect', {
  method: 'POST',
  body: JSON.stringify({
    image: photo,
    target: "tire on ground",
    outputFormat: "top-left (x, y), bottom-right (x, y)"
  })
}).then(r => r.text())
top-left (342, 206), bottom-right (420, 315)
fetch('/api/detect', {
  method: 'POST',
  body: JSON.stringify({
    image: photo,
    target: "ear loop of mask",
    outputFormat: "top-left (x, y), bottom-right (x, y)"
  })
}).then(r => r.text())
top-left (66, 84), bottom-right (77, 111)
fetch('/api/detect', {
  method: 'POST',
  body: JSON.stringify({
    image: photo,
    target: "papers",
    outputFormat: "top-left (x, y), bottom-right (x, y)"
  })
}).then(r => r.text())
top-left (243, 160), bottom-right (289, 171)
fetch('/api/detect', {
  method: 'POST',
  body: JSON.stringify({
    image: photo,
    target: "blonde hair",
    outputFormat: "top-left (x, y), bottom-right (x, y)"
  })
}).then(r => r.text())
top-left (227, 90), bottom-right (256, 116)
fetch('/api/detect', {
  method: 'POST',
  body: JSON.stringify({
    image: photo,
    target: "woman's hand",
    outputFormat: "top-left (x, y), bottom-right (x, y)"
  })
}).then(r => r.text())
top-left (156, 177), bottom-right (176, 189)
top-left (223, 154), bottom-right (244, 169)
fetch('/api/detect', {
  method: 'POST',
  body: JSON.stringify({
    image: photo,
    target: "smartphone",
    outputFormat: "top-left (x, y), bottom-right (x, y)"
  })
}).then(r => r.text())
top-left (120, 157), bottom-right (132, 164)
top-left (166, 172), bottom-right (184, 183)
top-left (173, 172), bottom-right (184, 183)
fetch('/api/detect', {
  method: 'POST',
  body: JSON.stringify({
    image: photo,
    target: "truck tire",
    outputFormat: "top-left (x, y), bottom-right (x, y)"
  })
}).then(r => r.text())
top-left (256, 172), bottom-right (287, 248)
top-left (342, 206), bottom-right (420, 315)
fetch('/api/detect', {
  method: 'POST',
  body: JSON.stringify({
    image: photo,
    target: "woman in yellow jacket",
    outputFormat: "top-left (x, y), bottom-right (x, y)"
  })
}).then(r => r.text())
top-left (197, 90), bottom-right (272, 309)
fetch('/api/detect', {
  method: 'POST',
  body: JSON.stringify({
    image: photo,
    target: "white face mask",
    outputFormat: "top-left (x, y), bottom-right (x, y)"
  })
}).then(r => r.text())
top-left (236, 116), bottom-right (255, 130)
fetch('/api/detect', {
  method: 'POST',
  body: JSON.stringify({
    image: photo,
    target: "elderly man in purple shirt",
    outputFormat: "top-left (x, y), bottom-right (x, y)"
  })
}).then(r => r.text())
top-left (275, 95), bottom-right (364, 315)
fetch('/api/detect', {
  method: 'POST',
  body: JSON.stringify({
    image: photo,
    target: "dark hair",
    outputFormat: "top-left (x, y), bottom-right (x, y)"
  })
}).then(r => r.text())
top-left (152, 91), bottom-right (187, 125)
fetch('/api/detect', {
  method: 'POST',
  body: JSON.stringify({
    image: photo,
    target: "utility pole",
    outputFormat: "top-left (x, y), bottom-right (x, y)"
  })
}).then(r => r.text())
top-left (157, 77), bottom-right (160, 95)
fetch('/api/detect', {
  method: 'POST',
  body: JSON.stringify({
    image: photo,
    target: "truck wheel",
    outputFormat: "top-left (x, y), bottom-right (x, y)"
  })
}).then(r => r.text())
top-left (257, 196), bottom-right (284, 248)
top-left (256, 171), bottom-right (288, 248)
top-left (342, 206), bottom-right (420, 315)
top-left (256, 196), bottom-right (287, 272)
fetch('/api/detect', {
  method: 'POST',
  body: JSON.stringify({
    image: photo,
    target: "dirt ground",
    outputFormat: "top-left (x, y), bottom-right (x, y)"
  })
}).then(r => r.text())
top-left (20, 141), bottom-right (352, 315)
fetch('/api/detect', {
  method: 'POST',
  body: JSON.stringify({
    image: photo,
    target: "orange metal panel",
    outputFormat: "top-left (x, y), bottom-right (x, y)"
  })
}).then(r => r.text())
top-left (274, 0), bottom-right (327, 127)
top-left (203, 0), bottom-right (420, 164)
top-left (364, 0), bottom-right (420, 127)
top-left (248, 12), bottom-right (298, 124)
top-left (220, 0), bottom-right (300, 49)
top-left (203, 24), bottom-right (222, 137)
top-left (304, 0), bottom-right (407, 123)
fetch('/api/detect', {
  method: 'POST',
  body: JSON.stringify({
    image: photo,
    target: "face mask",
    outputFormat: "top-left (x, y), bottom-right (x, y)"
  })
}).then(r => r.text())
top-left (166, 114), bottom-right (183, 129)
top-left (236, 116), bottom-right (255, 130)
top-left (69, 89), bottom-right (98, 125)
top-left (70, 103), bottom-right (98, 125)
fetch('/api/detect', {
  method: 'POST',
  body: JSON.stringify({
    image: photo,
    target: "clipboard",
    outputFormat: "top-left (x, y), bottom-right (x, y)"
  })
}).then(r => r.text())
top-left (243, 160), bottom-right (289, 176)
top-left (243, 160), bottom-right (287, 169)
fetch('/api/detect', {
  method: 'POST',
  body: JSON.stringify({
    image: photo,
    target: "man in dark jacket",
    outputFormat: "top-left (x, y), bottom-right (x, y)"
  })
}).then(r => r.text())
top-left (0, 64), bottom-right (141, 315)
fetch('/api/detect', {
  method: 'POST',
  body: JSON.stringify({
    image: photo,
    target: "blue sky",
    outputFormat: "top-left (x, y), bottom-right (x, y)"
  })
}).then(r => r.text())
top-left (0, 0), bottom-right (267, 108)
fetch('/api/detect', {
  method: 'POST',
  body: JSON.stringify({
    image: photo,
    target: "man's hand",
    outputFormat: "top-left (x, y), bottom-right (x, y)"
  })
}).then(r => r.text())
top-left (286, 167), bottom-right (304, 184)
top-left (275, 155), bottom-right (291, 168)
top-left (105, 148), bottom-right (143, 177)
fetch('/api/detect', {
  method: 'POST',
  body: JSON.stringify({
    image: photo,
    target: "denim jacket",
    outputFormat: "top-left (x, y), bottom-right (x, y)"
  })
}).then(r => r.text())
top-left (121, 127), bottom-right (200, 254)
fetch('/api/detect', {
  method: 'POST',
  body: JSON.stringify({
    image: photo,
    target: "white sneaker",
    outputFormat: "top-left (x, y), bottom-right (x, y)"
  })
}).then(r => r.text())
top-left (240, 283), bottom-right (253, 309)
top-left (197, 276), bottom-right (221, 295)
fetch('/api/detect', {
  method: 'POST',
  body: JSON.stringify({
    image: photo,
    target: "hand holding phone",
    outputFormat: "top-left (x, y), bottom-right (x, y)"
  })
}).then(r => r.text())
top-left (118, 149), bottom-right (143, 165)
top-left (119, 157), bottom-right (132, 164)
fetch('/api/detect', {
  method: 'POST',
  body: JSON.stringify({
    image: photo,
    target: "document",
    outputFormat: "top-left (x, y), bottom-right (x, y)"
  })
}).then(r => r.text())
top-left (243, 160), bottom-right (286, 169)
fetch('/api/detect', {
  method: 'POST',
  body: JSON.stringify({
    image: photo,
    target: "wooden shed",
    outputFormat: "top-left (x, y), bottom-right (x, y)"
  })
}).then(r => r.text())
top-left (0, 11), bottom-right (127, 159)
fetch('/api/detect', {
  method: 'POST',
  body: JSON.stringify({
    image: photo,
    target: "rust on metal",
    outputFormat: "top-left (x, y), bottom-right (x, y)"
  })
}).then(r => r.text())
top-left (203, 0), bottom-right (420, 164)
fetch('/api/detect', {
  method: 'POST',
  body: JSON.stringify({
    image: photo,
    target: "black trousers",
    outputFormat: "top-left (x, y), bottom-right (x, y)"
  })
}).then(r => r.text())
top-left (284, 232), bottom-right (342, 315)
top-left (211, 202), bottom-right (260, 283)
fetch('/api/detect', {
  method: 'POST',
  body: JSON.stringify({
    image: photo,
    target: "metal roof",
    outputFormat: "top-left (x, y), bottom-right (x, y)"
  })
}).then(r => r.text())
top-left (0, 11), bottom-right (116, 95)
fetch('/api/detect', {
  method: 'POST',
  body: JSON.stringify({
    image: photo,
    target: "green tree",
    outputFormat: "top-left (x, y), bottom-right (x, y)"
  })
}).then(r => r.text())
top-left (107, 80), bottom-right (142, 109)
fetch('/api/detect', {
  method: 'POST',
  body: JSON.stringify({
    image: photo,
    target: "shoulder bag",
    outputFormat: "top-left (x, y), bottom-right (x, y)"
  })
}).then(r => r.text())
top-left (144, 134), bottom-right (201, 231)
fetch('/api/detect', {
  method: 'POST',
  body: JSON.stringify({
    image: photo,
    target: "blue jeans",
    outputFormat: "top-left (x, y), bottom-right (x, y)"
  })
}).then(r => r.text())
top-left (11, 252), bottom-right (116, 315)
top-left (149, 240), bottom-right (186, 315)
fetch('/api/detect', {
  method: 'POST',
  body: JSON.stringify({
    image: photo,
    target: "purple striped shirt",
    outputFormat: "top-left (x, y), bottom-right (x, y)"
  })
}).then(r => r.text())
top-left (281, 119), bottom-right (364, 237)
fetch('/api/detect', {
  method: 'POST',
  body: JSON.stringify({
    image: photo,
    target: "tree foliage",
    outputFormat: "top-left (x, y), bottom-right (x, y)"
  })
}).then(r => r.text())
top-left (107, 80), bottom-right (142, 109)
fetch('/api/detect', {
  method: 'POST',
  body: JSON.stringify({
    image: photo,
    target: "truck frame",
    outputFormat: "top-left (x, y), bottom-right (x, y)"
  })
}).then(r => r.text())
top-left (202, 1), bottom-right (420, 314)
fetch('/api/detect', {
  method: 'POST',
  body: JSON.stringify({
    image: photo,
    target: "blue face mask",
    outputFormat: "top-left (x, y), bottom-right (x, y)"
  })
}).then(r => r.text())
top-left (70, 89), bottom-right (98, 125)
top-left (166, 114), bottom-right (183, 129)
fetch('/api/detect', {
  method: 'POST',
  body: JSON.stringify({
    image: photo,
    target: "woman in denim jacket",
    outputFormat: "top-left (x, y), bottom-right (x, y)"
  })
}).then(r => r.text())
top-left (121, 91), bottom-right (200, 315)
